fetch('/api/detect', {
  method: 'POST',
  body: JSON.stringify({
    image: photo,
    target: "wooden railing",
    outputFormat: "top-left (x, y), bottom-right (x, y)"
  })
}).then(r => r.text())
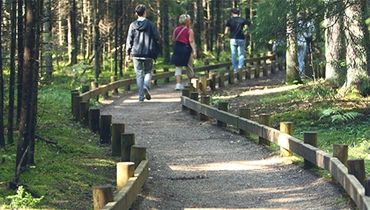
top-left (180, 94), bottom-right (370, 210)
top-left (70, 53), bottom-right (276, 123)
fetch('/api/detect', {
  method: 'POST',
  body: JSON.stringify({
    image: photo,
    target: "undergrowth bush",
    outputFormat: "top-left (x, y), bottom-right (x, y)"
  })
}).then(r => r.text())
top-left (6, 186), bottom-right (44, 208)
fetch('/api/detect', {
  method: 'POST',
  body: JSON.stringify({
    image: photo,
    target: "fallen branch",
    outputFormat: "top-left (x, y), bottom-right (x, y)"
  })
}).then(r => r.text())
top-left (35, 134), bottom-right (58, 145)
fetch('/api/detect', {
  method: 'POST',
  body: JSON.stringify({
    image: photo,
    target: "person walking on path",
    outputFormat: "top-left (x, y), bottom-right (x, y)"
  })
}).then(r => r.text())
top-left (126, 4), bottom-right (161, 102)
top-left (224, 8), bottom-right (251, 73)
top-left (171, 14), bottom-right (197, 91)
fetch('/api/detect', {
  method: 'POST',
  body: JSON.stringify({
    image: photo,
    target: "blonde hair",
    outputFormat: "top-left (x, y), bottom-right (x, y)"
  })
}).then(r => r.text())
top-left (179, 14), bottom-right (191, 25)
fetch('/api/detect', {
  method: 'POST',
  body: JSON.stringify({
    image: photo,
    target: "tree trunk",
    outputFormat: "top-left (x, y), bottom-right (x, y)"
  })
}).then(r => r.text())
top-left (113, 0), bottom-right (120, 77)
top-left (285, 1), bottom-right (301, 83)
top-left (58, 1), bottom-right (65, 46)
top-left (17, 0), bottom-right (24, 124)
top-left (0, 0), bottom-right (4, 148)
top-left (160, 0), bottom-right (170, 63)
top-left (68, 0), bottom-right (78, 65)
top-left (194, 0), bottom-right (203, 57)
top-left (28, 0), bottom-right (42, 165)
top-left (325, 1), bottom-right (345, 83)
top-left (342, 0), bottom-right (370, 92)
top-left (85, 0), bottom-right (92, 59)
top-left (93, 0), bottom-right (100, 81)
top-left (7, 0), bottom-right (17, 145)
top-left (16, 0), bottom-right (37, 183)
top-left (43, 0), bottom-right (53, 81)
top-left (204, 0), bottom-right (212, 51)
top-left (215, 0), bottom-right (221, 60)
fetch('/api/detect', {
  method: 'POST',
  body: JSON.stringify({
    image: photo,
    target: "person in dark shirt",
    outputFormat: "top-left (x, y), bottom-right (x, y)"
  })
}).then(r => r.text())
top-left (126, 4), bottom-right (161, 102)
top-left (224, 8), bottom-right (251, 73)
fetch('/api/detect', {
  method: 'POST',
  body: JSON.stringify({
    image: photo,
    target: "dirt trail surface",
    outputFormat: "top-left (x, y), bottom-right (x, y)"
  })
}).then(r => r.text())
top-left (101, 82), bottom-right (352, 210)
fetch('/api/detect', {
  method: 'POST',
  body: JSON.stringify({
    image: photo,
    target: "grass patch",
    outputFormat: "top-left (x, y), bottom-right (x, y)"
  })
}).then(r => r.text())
top-left (0, 74), bottom-right (117, 209)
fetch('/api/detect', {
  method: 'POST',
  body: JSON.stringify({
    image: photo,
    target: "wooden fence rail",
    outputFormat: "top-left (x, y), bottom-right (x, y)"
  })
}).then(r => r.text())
top-left (181, 96), bottom-right (370, 210)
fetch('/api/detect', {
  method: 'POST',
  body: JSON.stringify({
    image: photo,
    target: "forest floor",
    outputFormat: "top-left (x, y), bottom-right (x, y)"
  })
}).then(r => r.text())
top-left (100, 71), bottom-right (360, 209)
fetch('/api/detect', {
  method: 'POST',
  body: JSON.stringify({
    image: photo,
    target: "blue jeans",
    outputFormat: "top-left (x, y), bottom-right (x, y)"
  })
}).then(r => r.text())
top-left (133, 58), bottom-right (152, 101)
top-left (297, 43), bottom-right (307, 74)
top-left (230, 39), bottom-right (246, 72)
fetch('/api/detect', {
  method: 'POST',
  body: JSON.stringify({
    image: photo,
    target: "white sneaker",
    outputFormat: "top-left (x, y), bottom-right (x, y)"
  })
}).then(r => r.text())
top-left (175, 83), bottom-right (183, 91)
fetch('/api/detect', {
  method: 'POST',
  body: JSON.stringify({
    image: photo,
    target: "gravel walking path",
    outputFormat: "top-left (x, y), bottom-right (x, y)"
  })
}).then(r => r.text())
top-left (101, 84), bottom-right (352, 210)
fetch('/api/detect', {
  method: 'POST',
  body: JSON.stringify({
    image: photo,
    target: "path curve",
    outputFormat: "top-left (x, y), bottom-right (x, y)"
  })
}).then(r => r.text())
top-left (101, 83), bottom-right (352, 210)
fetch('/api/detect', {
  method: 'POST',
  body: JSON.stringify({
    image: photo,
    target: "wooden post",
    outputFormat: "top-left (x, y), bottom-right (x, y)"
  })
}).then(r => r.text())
top-left (236, 71), bottom-right (243, 81)
top-left (91, 81), bottom-right (98, 90)
top-left (190, 92), bottom-right (199, 116)
top-left (280, 122), bottom-right (293, 156)
top-left (259, 65), bottom-right (264, 78)
top-left (79, 101), bottom-right (89, 125)
top-left (270, 62), bottom-right (276, 74)
top-left (92, 185), bottom-right (114, 210)
top-left (164, 67), bottom-right (170, 83)
top-left (333, 144), bottom-right (348, 166)
top-left (217, 102), bottom-right (228, 127)
top-left (187, 82), bottom-right (195, 92)
top-left (199, 95), bottom-right (210, 121)
top-left (91, 81), bottom-right (99, 101)
top-left (111, 123), bottom-right (125, 156)
top-left (153, 69), bottom-right (158, 86)
top-left (254, 66), bottom-right (259, 78)
top-left (245, 67), bottom-right (251, 80)
top-left (111, 76), bottom-right (119, 95)
top-left (218, 72), bottom-right (225, 88)
top-left (71, 90), bottom-right (79, 117)
top-left (228, 70), bottom-right (235, 84)
top-left (74, 96), bottom-right (82, 121)
top-left (116, 162), bottom-right (135, 191)
top-left (182, 88), bottom-right (190, 111)
top-left (347, 159), bottom-right (366, 185)
top-left (182, 88), bottom-right (190, 97)
top-left (121, 133), bottom-right (135, 161)
top-left (124, 73), bottom-right (131, 91)
top-left (210, 73), bottom-right (217, 90)
top-left (364, 178), bottom-right (370, 196)
top-left (262, 64), bottom-right (268, 77)
top-left (130, 145), bottom-right (146, 168)
top-left (191, 78), bottom-right (199, 91)
top-left (258, 114), bottom-right (271, 146)
top-left (239, 108), bottom-right (251, 136)
top-left (199, 76), bottom-right (208, 94)
top-left (88, 107), bottom-right (100, 133)
top-left (303, 132), bottom-right (317, 169)
top-left (99, 115), bottom-right (112, 144)
top-left (81, 84), bottom-right (90, 93)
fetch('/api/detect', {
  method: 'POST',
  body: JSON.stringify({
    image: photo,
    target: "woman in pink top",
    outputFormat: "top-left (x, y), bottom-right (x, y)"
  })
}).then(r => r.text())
top-left (171, 14), bottom-right (197, 90)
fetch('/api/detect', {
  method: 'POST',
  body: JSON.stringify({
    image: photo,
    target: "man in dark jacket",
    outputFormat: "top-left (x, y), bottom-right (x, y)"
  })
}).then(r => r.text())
top-left (126, 4), bottom-right (161, 102)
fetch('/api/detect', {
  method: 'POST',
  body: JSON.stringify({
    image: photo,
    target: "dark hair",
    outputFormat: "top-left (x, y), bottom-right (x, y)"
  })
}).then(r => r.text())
top-left (231, 8), bottom-right (240, 15)
top-left (135, 4), bottom-right (146, 16)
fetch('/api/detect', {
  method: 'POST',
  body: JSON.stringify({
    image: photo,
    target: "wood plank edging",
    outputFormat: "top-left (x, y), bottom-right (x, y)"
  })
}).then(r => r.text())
top-left (102, 160), bottom-right (149, 210)
top-left (181, 96), bottom-right (370, 209)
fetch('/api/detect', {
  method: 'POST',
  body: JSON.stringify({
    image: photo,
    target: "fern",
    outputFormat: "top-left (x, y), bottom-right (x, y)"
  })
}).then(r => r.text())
top-left (319, 108), bottom-right (363, 123)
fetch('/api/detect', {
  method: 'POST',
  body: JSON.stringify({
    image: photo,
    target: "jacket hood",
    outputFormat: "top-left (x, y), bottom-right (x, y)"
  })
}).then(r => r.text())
top-left (133, 20), bottom-right (150, 31)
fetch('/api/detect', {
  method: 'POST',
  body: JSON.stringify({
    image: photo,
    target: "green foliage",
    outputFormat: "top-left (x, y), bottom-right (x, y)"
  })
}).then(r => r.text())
top-left (319, 107), bottom-right (364, 123)
top-left (6, 186), bottom-right (44, 208)
top-left (253, 0), bottom-right (288, 49)
top-left (359, 77), bottom-right (370, 96)
top-left (309, 82), bottom-right (336, 99)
